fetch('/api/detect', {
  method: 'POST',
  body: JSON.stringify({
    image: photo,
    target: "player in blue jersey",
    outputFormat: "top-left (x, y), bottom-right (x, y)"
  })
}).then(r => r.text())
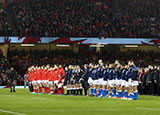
top-left (97, 59), bottom-right (104, 97)
top-left (88, 63), bottom-right (94, 96)
top-left (92, 64), bottom-right (98, 96)
top-left (131, 61), bottom-right (139, 100)
top-left (108, 64), bottom-right (116, 98)
top-left (121, 65), bottom-right (128, 99)
top-left (127, 61), bottom-right (134, 100)
top-left (101, 64), bottom-right (109, 97)
top-left (114, 60), bottom-right (123, 98)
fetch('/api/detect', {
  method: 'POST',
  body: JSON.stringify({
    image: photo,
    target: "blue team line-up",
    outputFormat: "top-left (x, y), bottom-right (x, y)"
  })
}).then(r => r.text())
top-left (65, 60), bottom-right (139, 100)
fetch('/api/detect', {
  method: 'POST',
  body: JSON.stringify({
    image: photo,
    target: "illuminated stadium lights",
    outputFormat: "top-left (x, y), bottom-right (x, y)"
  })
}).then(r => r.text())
top-left (90, 44), bottom-right (104, 47)
top-left (124, 45), bottom-right (138, 48)
top-left (56, 44), bottom-right (70, 47)
top-left (21, 44), bottom-right (35, 47)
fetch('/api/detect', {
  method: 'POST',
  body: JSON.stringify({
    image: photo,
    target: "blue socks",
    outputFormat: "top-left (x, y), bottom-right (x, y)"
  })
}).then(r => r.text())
top-left (90, 88), bottom-right (94, 95)
top-left (102, 89), bottom-right (108, 97)
top-left (93, 88), bottom-right (97, 95)
top-left (112, 89), bottom-right (116, 96)
top-left (134, 91), bottom-right (138, 100)
top-left (124, 90), bottom-right (128, 98)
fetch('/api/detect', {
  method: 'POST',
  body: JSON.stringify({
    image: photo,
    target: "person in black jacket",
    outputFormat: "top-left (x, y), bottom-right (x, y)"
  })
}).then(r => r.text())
top-left (153, 66), bottom-right (159, 95)
top-left (146, 65), bottom-right (154, 95)
top-left (7, 67), bottom-right (17, 93)
top-left (156, 67), bottom-right (160, 96)
top-left (140, 69), bottom-right (147, 95)
top-left (83, 64), bottom-right (89, 96)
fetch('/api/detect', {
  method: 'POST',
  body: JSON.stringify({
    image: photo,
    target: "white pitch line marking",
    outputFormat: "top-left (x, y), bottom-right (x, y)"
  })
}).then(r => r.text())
top-left (0, 109), bottom-right (27, 115)
top-left (37, 108), bottom-right (115, 112)
top-left (33, 97), bottom-right (48, 100)
top-left (136, 107), bottom-right (160, 111)
top-left (2, 95), bottom-right (16, 97)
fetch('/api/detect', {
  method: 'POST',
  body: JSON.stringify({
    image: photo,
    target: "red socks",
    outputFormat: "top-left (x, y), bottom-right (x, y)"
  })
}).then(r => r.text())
top-left (47, 87), bottom-right (50, 93)
top-left (39, 87), bottom-right (43, 93)
top-left (44, 87), bottom-right (47, 93)
top-left (50, 89), bottom-right (55, 94)
top-left (34, 89), bottom-right (38, 93)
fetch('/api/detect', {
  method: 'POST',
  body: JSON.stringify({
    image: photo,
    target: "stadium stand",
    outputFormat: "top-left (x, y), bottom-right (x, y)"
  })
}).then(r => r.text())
top-left (0, 0), bottom-right (159, 37)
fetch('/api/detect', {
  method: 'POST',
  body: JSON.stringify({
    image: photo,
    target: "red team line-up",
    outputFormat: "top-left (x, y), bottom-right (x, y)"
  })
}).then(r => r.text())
top-left (28, 65), bottom-right (65, 94)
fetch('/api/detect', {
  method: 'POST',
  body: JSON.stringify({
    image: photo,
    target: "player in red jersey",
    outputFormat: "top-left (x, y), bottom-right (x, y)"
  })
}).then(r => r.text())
top-left (32, 66), bottom-right (39, 93)
top-left (48, 67), bottom-right (56, 94)
top-left (57, 65), bottom-right (65, 95)
top-left (38, 66), bottom-right (43, 93)
top-left (53, 65), bottom-right (59, 85)
top-left (28, 67), bottom-right (33, 93)
top-left (36, 67), bottom-right (43, 93)
top-left (43, 66), bottom-right (50, 93)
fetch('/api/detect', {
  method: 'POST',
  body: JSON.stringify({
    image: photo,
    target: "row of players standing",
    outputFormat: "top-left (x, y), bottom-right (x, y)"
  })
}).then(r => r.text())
top-left (65, 60), bottom-right (139, 100)
top-left (28, 65), bottom-right (65, 94)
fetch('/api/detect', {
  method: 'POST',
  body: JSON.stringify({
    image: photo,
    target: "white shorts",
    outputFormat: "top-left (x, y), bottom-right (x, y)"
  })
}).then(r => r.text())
top-left (121, 80), bottom-right (126, 87)
top-left (62, 79), bottom-right (64, 83)
top-left (98, 78), bottom-right (103, 85)
top-left (32, 81), bottom-right (37, 85)
top-left (108, 80), bottom-right (116, 87)
top-left (88, 77), bottom-right (93, 85)
top-left (116, 79), bottom-right (122, 86)
top-left (48, 81), bottom-right (54, 85)
top-left (102, 80), bottom-right (108, 85)
top-left (93, 80), bottom-right (99, 85)
top-left (125, 82), bottom-right (129, 87)
top-left (128, 79), bottom-right (132, 86)
top-left (54, 80), bottom-right (59, 85)
top-left (132, 81), bottom-right (138, 86)
top-left (58, 83), bottom-right (63, 88)
top-left (43, 80), bottom-right (48, 83)
top-left (37, 80), bottom-right (41, 84)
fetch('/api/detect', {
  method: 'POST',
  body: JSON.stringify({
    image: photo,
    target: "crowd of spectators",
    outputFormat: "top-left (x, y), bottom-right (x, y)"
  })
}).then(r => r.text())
top-left (108, 0), bottom-right (160, 38)
top-left (0, 2), bottom-right (12, 36)
top-left (11, 0), bottom-right (115, 37)
top-left (1, 48), bottom-right (160, 86)
top-left (1, 0), bottom-right (160, 38)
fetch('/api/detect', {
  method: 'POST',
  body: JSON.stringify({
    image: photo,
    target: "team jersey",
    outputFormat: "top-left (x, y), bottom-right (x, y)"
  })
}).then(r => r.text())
top-left (59, 67), bottom-right (65, 79)
top-left (121, 69), bottom-right (126, 80)
top-left (36, 70), bottom-right (41, 81)
top-left (92, 68), bottom-right (98, 80)
top-left (67, 69), bottom-right (72, 81)
top-left (32, 71), bottom-right (37, 81)
top-left (125, 69), bottom-right (129, 81)
top-left (76, 69), bottom-right (83, 81)
top-left (131, 66), bottom-right (138, 80)
top-left (42, 70), bottom-right (48, 80)
top-left (49, 70), bottom-right (54, 81)
top-left (103, 68), bottom-right (109, 81)
top-left (97, 66), bottom-right (103, 78)
top-left (127, 67), bottom-right (132, 80)
top-left (28, 72), bottom-right (33, 81)
top-left (88, 68), bottom-right (93, 78)
top-left (108, 68), bottom-right (115, 80)
top-left (54, 69), bottom-right (59, 81)
top-left (117, 68), bottom-right (122, 80)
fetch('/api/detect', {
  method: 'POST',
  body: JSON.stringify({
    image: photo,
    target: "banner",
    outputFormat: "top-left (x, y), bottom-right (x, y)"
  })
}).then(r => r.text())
top-left (0, 37), bottom-right (160, 45)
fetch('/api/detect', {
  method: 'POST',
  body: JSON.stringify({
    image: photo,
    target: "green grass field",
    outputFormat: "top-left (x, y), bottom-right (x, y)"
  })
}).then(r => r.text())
top-left (0, 89), bottom-right (160, 115)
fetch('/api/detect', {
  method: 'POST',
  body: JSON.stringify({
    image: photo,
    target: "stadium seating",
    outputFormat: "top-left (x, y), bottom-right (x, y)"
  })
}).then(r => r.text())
top-left (0, 0), bottom-right (159, 37)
